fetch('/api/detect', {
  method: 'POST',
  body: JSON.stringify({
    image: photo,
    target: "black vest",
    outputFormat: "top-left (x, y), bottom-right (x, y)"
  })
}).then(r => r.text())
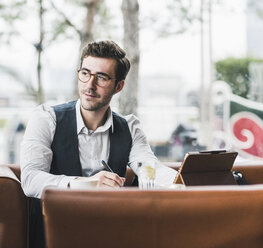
top-left (29, 100), bottom-right (132, 248)
top-left (50, 100), bottom-right (132, 177)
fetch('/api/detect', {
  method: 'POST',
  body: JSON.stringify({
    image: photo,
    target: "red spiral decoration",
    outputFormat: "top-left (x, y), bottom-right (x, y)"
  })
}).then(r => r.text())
top-left (231, 113), bottom-right (263, 158)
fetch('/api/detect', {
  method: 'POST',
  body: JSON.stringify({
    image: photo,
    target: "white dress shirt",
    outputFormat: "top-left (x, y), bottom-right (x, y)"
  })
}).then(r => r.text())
top-left (20, 100), bottom-right (177, 198)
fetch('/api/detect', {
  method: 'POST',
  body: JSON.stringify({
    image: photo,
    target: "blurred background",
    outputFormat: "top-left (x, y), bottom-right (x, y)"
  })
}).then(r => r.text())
top-left (1, 0), bottom-right (263, 164)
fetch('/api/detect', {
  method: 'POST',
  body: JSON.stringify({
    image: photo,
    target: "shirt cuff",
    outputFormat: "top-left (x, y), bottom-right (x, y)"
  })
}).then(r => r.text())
top-left (155, 167), bottom-right (178, 186)
top-left (58, 176), bottom-right (78, 189)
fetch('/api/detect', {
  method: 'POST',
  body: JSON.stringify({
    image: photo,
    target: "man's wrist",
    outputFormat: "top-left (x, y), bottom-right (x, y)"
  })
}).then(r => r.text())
top-left (57, 176), bottom-right (78, 189)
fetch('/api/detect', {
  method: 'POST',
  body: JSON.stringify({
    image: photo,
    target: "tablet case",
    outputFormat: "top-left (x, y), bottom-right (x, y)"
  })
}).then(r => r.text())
top-left (174, 151), bottom-right (238, 186)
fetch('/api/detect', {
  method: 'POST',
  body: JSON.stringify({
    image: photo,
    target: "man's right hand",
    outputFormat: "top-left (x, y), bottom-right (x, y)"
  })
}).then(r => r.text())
top-left (72, 171), bottom-right (125, 188)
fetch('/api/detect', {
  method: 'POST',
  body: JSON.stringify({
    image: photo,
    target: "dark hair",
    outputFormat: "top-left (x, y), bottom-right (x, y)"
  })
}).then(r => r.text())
top-left (80, 40), bottom-right (130, 82)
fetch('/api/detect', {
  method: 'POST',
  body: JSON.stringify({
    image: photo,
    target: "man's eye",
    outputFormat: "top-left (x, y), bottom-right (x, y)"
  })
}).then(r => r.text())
top-left (97, 75), bottom-right (107, 81)
top-left (81, 71), bottom-right (89, 76)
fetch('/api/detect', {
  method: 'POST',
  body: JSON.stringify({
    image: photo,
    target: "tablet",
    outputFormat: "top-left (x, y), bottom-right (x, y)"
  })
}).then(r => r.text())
top-left (174, 150), bottom-right (238, 186)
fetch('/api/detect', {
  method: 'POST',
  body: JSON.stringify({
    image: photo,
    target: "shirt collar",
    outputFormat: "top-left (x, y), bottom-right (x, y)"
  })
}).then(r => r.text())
top-left (76, 99), bottom-right (114, 134)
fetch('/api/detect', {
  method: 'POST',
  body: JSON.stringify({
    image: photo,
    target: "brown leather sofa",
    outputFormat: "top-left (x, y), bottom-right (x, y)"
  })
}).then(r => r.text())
top-left (1, 162), bottom-right (263, 248)
top-left (231, 163), bottom-right (263, 184)
top-left (126, 162), bottom-right (263, 186)
top-left (42, 186), bottom-right (263, 248)
top-left (0, 164), bottom-right (29, 248)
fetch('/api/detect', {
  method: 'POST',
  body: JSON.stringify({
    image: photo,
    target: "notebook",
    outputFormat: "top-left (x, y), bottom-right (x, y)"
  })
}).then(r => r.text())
top-left (174, 150), bottom-right (238, 186)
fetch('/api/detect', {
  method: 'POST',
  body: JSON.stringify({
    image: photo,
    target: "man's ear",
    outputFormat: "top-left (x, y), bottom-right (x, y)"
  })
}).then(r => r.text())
top-left (114, 80), bottom-right (124, 94)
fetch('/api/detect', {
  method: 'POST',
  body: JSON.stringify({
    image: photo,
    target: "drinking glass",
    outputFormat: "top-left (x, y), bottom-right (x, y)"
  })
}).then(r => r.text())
top-left (137, 161), bottom-right (156, 189)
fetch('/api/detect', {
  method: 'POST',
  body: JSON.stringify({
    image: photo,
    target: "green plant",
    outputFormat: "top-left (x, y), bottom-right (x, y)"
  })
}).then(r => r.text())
top-left (215, 57), bottom-right (263, 98)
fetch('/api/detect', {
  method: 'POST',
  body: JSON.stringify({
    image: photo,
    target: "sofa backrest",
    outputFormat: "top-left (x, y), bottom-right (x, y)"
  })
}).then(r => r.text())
top-left (126, 162), bottom-right (263, 186)
top-left (232, 163), bottom-right (263, 184)
top-left (42, 186), bottom-right (263, 248)
top-left (0, 164), bottom-right (29, 248)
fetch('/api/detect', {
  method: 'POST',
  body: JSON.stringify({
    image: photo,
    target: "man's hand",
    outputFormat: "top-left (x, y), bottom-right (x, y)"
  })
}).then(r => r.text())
top-left (72, 171), bottom-right (125, 188)
top-left (93, 171), bottom-right (125, 188)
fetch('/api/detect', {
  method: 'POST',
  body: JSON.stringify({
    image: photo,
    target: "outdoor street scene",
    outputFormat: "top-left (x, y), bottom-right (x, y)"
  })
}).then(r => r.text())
top-left (1, 0), bottom-right (263, 163)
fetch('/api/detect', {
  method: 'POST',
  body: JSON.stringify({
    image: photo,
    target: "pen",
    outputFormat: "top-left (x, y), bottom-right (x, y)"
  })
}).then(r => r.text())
top-left (101, 160), bottom-right (113, 173)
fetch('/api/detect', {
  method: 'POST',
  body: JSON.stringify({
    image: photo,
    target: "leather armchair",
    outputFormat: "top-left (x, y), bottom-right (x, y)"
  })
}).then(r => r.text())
top-left (0, 164), bottom-right (29, 248)
top-left (42, 186), bottom-right (263, 248)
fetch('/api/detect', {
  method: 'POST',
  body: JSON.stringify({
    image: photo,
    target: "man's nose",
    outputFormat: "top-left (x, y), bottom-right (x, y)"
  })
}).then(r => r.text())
top-left (85, 75), bottom-right (97, 88)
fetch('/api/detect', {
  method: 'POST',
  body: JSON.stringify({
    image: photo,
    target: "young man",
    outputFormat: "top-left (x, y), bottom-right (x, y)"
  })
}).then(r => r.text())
top-left (21, 40), bottom-right (177, 198)
top-left (20, 40), bottom-right (177, 247)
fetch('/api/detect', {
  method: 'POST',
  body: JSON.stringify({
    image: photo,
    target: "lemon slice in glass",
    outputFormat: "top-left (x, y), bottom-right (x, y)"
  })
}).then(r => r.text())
top-left (145, 165), bottom-right (156, 180)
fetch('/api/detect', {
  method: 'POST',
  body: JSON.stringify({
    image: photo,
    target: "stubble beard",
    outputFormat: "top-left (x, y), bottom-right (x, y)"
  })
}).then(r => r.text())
top-left (80, 89), bottom-right (114, 112)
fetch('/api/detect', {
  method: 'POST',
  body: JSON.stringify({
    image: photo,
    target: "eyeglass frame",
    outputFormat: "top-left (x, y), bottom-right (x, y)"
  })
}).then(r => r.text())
top-left (77, 68), bottom-right (118, 87)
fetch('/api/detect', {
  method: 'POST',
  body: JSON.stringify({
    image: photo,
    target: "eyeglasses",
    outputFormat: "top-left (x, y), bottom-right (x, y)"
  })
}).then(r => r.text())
top-left (78, 69), bottom-right (116, 87)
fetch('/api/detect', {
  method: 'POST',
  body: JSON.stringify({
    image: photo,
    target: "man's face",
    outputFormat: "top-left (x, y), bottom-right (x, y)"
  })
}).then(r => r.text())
top-left (78, 56), bottom-right (120, 112)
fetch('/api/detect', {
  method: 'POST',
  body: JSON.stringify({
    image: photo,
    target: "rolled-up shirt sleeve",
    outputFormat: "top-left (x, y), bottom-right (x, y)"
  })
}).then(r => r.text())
top-left (20, 105), bottom-right (76, 198)
top-left (125, 114), bottom-right (177, 186)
